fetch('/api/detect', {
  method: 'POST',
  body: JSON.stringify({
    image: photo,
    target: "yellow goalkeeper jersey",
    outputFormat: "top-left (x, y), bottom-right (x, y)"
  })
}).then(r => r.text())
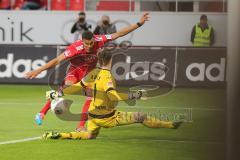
top-left (63, 67), bottom-right (129, 116)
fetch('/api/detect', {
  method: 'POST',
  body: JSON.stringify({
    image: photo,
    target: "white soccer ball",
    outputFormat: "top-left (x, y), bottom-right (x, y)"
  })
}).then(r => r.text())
top-left (51, 98), bottom-right (71, 114)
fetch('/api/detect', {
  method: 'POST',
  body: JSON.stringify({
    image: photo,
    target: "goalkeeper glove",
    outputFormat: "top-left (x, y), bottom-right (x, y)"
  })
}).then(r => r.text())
top-left (46, 90), bottom-right (59, 100)
top-left (128, 90), bottom-right (143, 100)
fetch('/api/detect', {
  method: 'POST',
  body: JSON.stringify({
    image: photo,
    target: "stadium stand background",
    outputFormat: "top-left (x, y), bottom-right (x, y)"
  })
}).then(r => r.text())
top-left (0, 0), bottom-right (227, 12)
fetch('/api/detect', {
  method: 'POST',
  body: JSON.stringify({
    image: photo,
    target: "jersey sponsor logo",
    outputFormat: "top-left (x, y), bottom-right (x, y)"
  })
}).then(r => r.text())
top-left (95, 106), bottom-right (108, 110)
top-left (71, 55), bottom-right (97, 65)
top-left (84, 55), bottom-right (97, 62)
top-left (76, 45), bottom-right (84, 51)
top-left (186, 58), bottom-right (226, 82)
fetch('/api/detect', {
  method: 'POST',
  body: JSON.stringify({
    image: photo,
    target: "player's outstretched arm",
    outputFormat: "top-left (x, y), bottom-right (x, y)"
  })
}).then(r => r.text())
top-left (107, 90), bottom-right (129, 101)
top-left (46, 83), bottom-right (85, 101)
top-left (107, 89), bottom-right (144, 102)
top-left (24, 53), bottom-right (65, 79)
top-left (63, 83), bottom-right (85, 95)
top-left (111, 12), bottom-right (150, 40)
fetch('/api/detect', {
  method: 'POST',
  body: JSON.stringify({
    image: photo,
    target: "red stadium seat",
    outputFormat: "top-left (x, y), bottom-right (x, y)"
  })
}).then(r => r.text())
top-left (12, 0), bottom-right (24, 9)
top-left (69, 0), bottom-right (84, 11)
top-left (97, 0), bottom-right (135, 11)
top-left (0, 0), bottom-right (11, 9)
top-left (13, 0), bottom-right (46, 10)
top-left (199, 2), bottom-right (225, 12)
top-left (51, 0), bottom-right (67, 10)
top-left (40, 0), bottom-right (48, 8)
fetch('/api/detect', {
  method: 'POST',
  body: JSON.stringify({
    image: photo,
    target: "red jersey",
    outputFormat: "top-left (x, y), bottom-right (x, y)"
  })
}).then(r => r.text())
top-left (63, 34), bottom-right (112, 69)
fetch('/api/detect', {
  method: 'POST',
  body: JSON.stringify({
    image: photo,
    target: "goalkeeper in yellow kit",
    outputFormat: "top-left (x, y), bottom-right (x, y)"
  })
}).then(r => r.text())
top-left (43, 49), bottom-right (182, 140)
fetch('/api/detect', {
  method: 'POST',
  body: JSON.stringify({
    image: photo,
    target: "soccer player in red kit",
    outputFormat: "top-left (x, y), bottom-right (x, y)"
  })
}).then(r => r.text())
top-left (25, 13), bottom-right (150, 131)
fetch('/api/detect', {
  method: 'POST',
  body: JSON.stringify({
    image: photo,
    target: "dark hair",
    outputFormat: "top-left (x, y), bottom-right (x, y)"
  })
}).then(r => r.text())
top-left (98, 49), bottom-right (113, 66)
top-left (200, 14), bottom-right (207, 20)
top-left (82, 31), bottom-right (94, 40)
top-left (78, 12), bottom-right (86, 16)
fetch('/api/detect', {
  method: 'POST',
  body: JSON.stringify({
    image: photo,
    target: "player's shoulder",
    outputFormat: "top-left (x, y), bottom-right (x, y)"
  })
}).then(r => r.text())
top-left (94, 35), bottom-right (104, 42)
top-left (94, 34), bottom-right (112, 42)
top-left (101, 69), bottom-right (113, 80)
top-left (71, 40), bottom-right (84, 51)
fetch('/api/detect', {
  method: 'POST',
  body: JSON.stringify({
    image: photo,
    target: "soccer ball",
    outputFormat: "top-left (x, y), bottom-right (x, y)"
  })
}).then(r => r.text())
top-left (50, 98), bottom-right (72, 114)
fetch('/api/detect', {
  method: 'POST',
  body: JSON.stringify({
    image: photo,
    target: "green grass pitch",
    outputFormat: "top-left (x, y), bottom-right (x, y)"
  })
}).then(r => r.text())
top-left (0, 85), bottom-right (226, 160)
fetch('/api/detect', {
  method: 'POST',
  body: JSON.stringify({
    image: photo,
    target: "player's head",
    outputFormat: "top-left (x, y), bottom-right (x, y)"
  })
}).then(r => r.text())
top-left (101, 15), bottom-right (110, 26)
top-left (98, 49), bottom-right (113, 67)
top-left (82, 31), bottom-right (95, 52)
top-left (200, 14), bottom-right (208, 26)
top-left (78, 12), bottom-right (86, 23)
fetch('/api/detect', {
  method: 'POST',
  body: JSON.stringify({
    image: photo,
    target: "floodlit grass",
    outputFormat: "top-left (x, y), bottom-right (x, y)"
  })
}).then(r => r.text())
top-left (0, 85), bottom-right (226, 160)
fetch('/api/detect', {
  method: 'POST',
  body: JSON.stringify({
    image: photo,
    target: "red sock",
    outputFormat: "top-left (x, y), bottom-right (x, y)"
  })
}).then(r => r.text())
top-left (40, 100), bottom-right (51, 116)
top-left (77, 98), bottom-right (91, 128)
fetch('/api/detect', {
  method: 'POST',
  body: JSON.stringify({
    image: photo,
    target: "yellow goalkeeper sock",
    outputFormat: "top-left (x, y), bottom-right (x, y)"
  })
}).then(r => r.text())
top-left (60, 132), bottom-right (90, 139)
top-left (142, 117), bottom-right (174, 128)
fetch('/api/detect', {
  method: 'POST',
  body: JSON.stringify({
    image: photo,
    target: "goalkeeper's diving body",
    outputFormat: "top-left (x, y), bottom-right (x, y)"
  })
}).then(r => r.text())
top-left (43, 49), bottom-right (182, 140)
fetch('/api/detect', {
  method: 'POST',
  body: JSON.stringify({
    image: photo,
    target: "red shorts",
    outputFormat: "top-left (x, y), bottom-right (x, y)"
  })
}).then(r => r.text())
top-left (64, 66), bottom-right (92, 85)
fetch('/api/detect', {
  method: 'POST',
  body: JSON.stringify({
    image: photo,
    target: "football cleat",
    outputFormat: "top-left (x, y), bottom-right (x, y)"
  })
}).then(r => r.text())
top-left (35, 113), bottom-right (44, 125)
top-left (42, 131), bottom-right (61, 139)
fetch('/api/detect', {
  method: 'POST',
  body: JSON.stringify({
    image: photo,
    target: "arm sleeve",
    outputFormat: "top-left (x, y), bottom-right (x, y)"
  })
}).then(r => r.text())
top-left (63, 44), bottom-right (79, 59)
top-left (64, 70), bottom-right (97, 97)
top-left (101, 34), bottom-right (113, 44)
top-left (63, 83), bottom-right (84, 95)
top-left (107, 90), bottom-right (129, 101)
top-left (191, 26), bottom-right (195, 43)
top-left (104, 78), bottom-right (129, 101)
top-left (95, 34), bottom-right (113, 48)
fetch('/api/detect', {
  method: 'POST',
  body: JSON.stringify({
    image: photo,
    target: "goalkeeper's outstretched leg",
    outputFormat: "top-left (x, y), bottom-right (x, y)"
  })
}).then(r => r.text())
top-left (116, 111), bottom-right (182, 129)
top-left (42, 111), bottom-right (182, 140)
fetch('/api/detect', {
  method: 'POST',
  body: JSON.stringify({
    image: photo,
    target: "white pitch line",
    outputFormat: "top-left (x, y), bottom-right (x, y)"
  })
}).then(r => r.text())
top-left (0, 137), bottom-right (41, 145)
top-left (0, 136), bottom-right (223, 145)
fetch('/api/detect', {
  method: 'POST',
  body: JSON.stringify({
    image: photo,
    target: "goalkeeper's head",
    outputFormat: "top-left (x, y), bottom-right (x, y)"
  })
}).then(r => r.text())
top-left (97, 49), bottom-right (114, 67)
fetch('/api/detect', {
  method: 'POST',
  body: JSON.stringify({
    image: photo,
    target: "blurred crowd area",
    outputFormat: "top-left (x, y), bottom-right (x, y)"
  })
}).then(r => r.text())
top-left (0, 0), bottom-right (227, 12)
